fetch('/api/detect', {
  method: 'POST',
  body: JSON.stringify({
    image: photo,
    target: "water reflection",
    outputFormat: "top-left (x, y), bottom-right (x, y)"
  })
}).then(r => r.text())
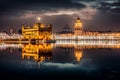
top-left (55, 40), bottom-right (120, 49)
top-left (22, 44), bottom-right (52, 62)
top-left (74, 49), bottom-right (82, 62)
top-left (0, 40), bottom-right (120, 70)
top-left (21, 43), bottom-right (84, 63)
top-left (1, 40), bottom-right (120, 63)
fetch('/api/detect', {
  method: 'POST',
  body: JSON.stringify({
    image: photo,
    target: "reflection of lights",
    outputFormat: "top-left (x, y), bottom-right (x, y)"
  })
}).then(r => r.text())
top-left (54, 35), bottom-right (120, 40)
top-left (0, 43), bottom-right (23, 50)
top-left (1, 40), bottom-right (120, 50)
top-left (75, 50), bottom-right (83, 62)
top-left (55, 40), bottom-right (120, 49)
top-left (22, 44), bottom-right (52, 63)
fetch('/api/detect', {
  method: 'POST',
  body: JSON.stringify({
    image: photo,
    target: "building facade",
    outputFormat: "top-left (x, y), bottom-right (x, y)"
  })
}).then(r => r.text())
top-left (53, 25), bottom-right (74, 40)
top-left (74, 17), bottom-right (83, 35)
top-left (54, 17), bottom-right (120, 40)
top-left (22, 23), bottom-right (52, 40)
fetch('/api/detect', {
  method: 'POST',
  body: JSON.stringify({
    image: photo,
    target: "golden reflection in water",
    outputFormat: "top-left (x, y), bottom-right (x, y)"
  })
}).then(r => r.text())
top-left (21, 43), bottom-right (84, 62)
top-left (74, 49), bottom-right (83, 62)
top-left (22, 44), bottom-right (52, 62)
top-left (54, 40), bottom-right (120, 62)
top-left (1, 40), bottom-right (120, 63)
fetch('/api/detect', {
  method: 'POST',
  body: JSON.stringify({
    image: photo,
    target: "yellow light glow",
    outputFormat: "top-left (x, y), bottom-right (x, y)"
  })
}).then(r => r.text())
top-left (75, 50), bottom-right (83, 62)
top-left (37, 16), bottom-right (41, 22)
top-left (22, 44), bottom-right (52, 62)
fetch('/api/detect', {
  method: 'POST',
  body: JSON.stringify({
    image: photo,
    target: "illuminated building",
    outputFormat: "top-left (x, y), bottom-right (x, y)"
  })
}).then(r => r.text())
top-left (1, 17), bottom-right (120, 41)
top-left (74, 17), bottom-right (83, 35)
top-left (54, 17), bottom-right (120, 40)
top-left (0, 32), bottom-right (23, 40)
top-left (60, 25), bottom-right (73, 34)
top-left (54, 25), bottom-right (74, 40)
top-left (22, 44), bottom-right (52, 62)
top-left (22, 23), bottom-right (52, 40)
top-left (0, 43), bottom-right (23, 50)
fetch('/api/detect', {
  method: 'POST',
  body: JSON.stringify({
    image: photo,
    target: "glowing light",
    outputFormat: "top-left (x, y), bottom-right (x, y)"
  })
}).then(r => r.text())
top-left (37, 16), bottom-right (41, 22)
top-left (22, 44), bottom-right (52, 62)
top-left (22, 23), bottom-right (52, 40)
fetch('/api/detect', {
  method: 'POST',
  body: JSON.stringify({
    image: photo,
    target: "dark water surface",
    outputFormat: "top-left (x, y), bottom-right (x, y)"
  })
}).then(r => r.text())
top-left (0, 41), bottom-right (120, 79)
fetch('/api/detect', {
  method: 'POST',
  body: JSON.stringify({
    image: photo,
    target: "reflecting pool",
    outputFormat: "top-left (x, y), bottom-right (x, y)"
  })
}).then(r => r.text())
top-left (0, 40), bottom-right (120, 79)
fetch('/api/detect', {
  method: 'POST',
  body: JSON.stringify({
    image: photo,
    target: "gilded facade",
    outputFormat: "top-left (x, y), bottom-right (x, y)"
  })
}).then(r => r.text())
top-left (22, 23), bottom-right (52, 40)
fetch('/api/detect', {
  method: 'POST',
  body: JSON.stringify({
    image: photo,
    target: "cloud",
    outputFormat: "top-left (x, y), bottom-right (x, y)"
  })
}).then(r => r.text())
top-left (96, 0), bottom-right (120, 14)
top-left (43, 62), bottom-right (77, 69)
top-left (42, 58), bottom-right (97, 71)
top-left (15, 0), bottom-right (97, 20)
top-left (0, 0), bottom-right (120, 32)
top-left (0, 0), bottom-right (85, 16)
top-left (0, 0), bottom-right (98, 32)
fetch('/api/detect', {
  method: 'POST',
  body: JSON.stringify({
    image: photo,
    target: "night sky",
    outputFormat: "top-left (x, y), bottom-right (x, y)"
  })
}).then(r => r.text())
top-left (0, 0), bottom-right (120, 33)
